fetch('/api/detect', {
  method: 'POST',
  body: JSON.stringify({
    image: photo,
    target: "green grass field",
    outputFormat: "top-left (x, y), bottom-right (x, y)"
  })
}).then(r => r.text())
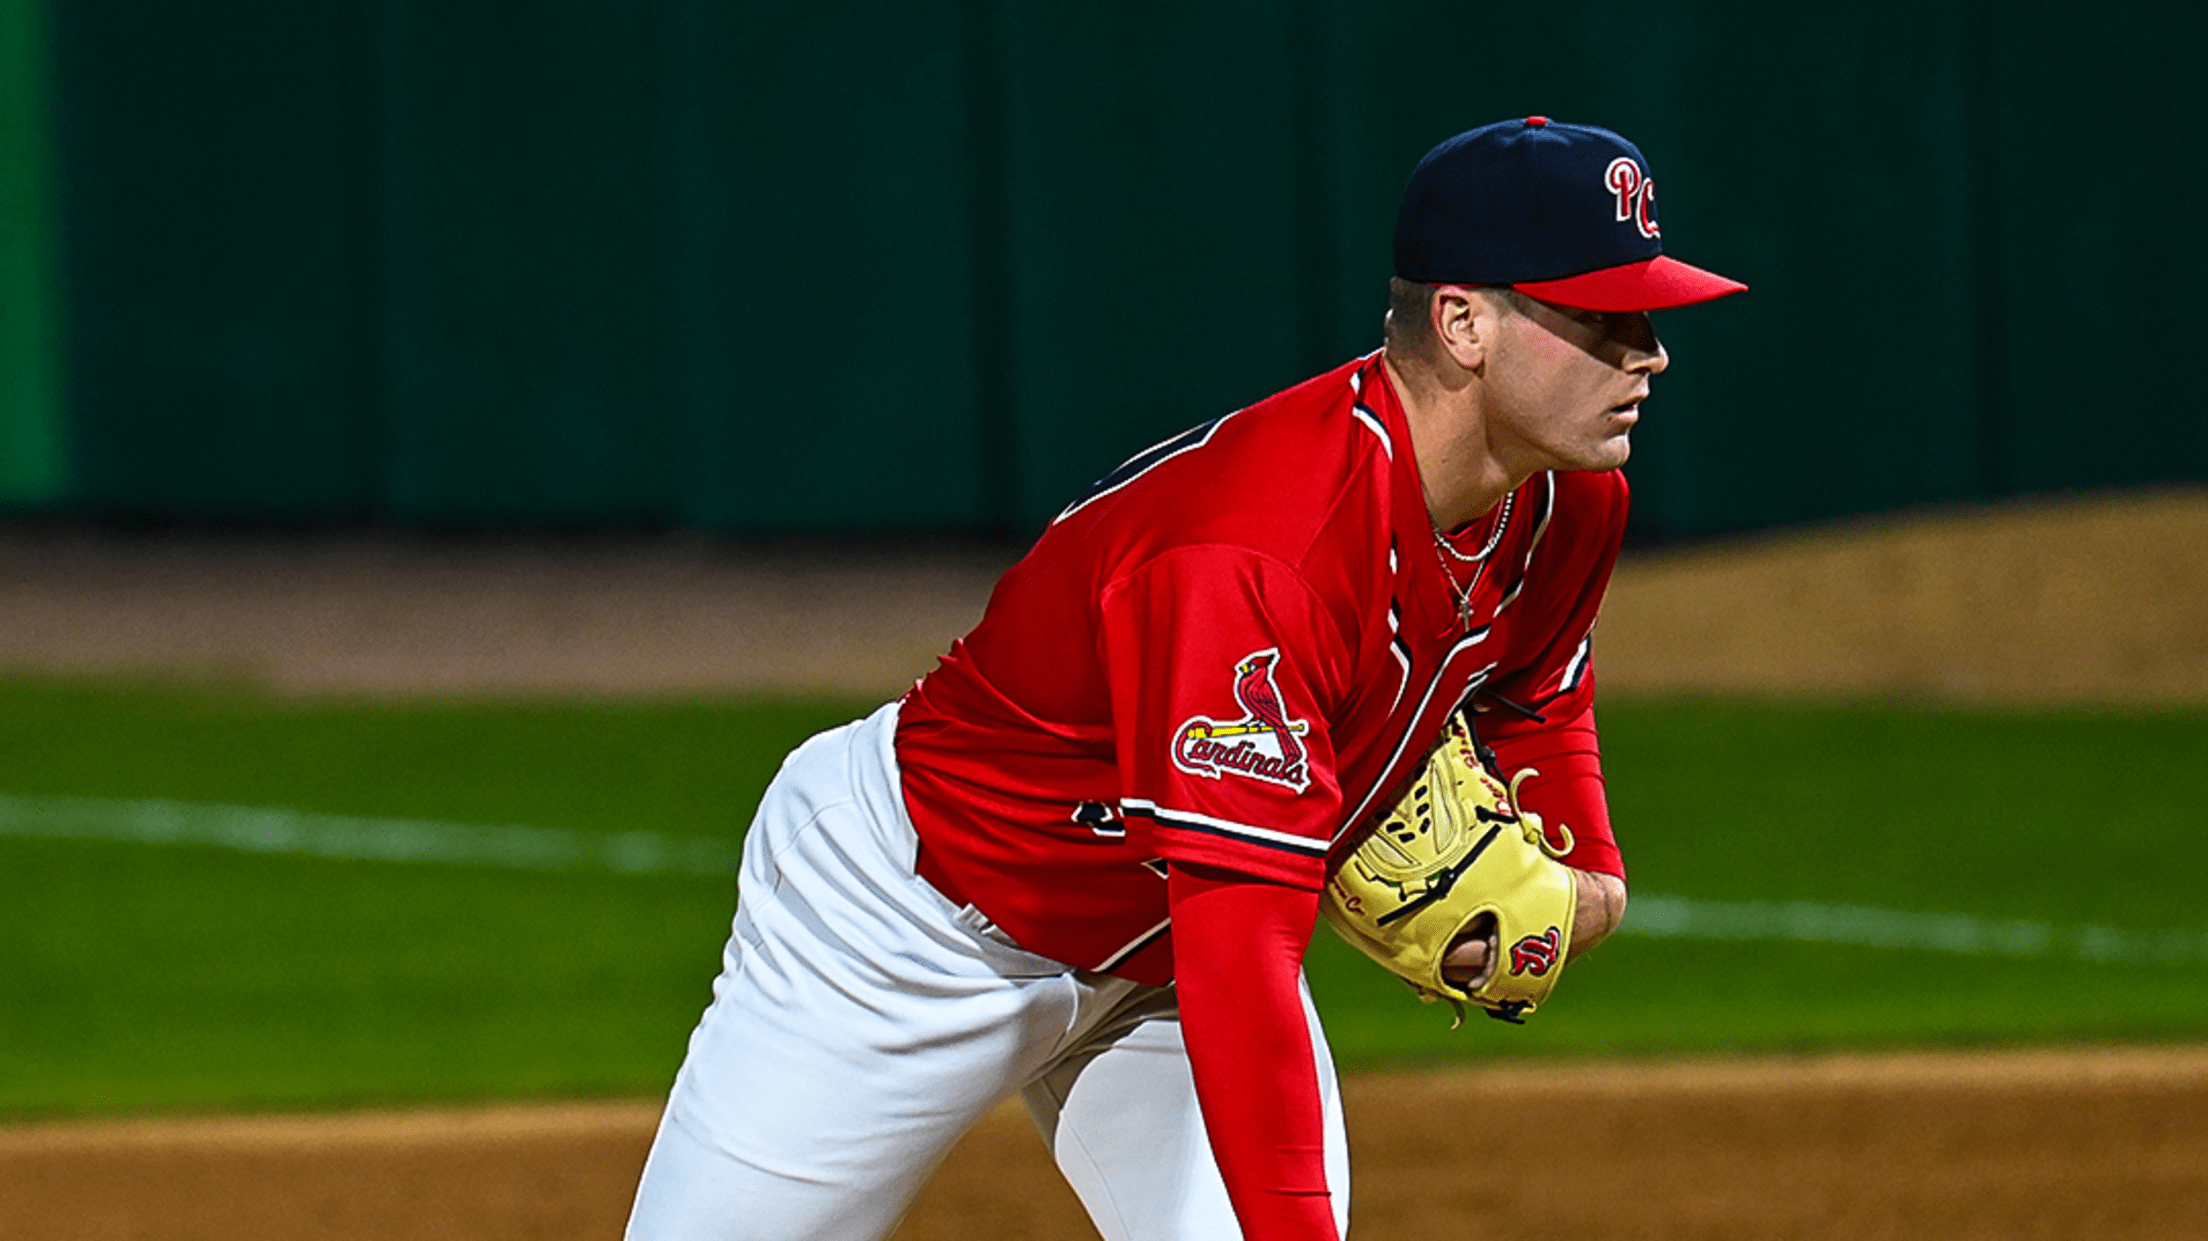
top-left (2, 676), bottom-right (2203, 1120)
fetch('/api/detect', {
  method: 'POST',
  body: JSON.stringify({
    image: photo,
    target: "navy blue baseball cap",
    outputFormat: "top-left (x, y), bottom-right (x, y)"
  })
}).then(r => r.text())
top-left (1394, 116), bottom-right (1746, 311)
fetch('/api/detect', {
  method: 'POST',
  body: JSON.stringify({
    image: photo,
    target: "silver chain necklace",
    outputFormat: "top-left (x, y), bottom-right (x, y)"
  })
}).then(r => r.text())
top-left (1431, 493), bottom-right (1514, 628)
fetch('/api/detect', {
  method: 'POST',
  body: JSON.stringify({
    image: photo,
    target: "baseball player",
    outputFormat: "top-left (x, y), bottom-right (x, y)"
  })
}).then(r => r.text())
top-left (626, 117), bottom-right (1746, 1241)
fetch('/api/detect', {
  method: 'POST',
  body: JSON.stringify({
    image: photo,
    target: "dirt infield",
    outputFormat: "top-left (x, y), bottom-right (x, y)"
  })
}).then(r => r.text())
top-left (1, 488), bottom-right (2201, 703)
top-left (5, 1047), bottom-right (2206, 1240)
top-left (1595, 489), bottom-right (2208, 703)
top-left (2, 490), bottom-right (2204, 1238)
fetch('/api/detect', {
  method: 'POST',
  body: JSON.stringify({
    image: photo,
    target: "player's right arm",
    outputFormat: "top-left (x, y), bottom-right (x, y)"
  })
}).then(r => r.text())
top-left (1098, 547), bottom-right (1351, 1241)
top-left (1170, 864), bottom-right (1338, 1241)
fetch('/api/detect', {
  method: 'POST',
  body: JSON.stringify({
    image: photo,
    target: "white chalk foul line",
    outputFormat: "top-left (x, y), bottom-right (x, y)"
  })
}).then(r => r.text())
top-left (2, 792), bottom-right (2201, 967)
top-left (0, 792), bottom-right (738, 877)
top-left (1624, 893), bottom-right (2208, 967)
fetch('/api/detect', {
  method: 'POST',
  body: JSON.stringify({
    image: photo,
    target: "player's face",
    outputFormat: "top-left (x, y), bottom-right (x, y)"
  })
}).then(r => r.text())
top-left (1481, 294), bottom-right (1668, 474)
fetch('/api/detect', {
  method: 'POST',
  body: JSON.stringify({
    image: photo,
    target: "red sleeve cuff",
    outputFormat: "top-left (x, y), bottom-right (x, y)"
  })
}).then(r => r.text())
top-left (1140, 805), bottom-right (1330, 890)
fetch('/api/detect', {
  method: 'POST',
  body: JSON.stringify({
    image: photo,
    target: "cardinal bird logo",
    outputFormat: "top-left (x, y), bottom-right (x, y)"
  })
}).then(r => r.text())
top-left (1171, 648), bottom-right (1312, 792)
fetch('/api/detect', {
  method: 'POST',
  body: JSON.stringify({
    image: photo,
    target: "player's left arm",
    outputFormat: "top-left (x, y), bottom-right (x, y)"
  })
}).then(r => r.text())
top-left (1473, 471), bottom-right (1633, 959)
top-left (1485, 693), bottom-right (1629, 958)
top-left (1573, 867), bottom-right (1629, 954)
top-left (1437, 697), bottom-right (1628, 990)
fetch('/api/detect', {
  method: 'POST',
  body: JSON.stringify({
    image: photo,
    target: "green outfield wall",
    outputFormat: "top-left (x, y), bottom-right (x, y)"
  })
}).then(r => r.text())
top-left (22, 0), bottom-right (2208, 538)
top-left (0, 0), bottom-right (66, 507)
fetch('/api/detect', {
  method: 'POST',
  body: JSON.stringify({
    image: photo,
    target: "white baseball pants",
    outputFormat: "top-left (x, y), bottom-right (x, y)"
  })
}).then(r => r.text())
top-left (624, 700), bottom-right (1349, 1241)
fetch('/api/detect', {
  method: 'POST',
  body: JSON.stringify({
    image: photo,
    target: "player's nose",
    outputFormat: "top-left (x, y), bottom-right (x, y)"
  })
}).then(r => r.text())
top-left (1619, 312), bottom-right (1667, 375)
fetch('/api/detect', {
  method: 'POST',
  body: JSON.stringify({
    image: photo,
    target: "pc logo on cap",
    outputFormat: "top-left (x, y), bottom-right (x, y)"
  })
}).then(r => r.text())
top-left (1393, 116), bottom-right (1747, 312)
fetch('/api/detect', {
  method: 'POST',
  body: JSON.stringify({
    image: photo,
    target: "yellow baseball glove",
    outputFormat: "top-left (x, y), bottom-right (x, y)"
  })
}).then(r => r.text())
top-left (1321, 712), bottom-right (1577, 1025)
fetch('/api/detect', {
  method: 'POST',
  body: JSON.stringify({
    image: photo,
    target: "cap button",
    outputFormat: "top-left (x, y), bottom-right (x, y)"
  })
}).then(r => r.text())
top-left (1524, 115), bottom-right (1550, 127)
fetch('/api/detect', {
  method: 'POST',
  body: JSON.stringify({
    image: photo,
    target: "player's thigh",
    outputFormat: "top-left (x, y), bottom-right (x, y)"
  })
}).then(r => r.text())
top-left (629, 957), bottom-right (1051, 1240)
top-left (1020, 975), bottom-right (1348, 1241)
top-left (630, 712), bottom-right (1079, 1240)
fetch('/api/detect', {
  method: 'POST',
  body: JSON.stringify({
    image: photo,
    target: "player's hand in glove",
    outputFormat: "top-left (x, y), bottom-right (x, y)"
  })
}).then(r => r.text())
top-left (1321, 711), bottom-right (1586, 1025)
top-left (1438, 866), bottom-right (1626, 987)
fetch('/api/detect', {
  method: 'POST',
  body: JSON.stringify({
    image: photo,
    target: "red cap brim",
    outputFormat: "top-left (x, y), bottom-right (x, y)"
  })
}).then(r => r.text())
top-left (1512, 255), bottom-right (1747, 311)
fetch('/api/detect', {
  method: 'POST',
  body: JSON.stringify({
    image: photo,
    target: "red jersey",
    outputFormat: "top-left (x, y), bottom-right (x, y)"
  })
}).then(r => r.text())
top-left (898, 351), bottom-right (1626, 984)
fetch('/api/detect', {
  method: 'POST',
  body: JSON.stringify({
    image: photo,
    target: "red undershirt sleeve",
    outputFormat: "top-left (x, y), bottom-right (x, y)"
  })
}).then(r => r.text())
top-left (1168, 861), bottom-right (1339, 1241)
top-left (1473, 469), bottom-right (1628, 882)
top-left (1482, 694), bottom-right (1623, 881)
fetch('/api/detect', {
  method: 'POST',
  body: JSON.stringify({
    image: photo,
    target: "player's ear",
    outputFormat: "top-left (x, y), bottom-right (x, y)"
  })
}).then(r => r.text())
top-left (1429, 285), bottom-right (1492, 373)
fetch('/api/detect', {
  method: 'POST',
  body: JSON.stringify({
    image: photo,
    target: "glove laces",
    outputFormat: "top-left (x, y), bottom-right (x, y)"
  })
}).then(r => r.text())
top-left (1504, 768), bottom-right (1575, 860)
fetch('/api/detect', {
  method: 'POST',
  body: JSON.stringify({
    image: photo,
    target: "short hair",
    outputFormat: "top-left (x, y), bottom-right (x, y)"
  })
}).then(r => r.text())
top-left (1383, 278), bottom-right (1521, 359)
top-left (1383, 277), bottom-right (1437, 355)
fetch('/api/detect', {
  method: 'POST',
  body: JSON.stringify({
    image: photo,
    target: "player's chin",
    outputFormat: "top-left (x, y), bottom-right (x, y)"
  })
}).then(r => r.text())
top-left (1563, 432), bottom-right (1632, 473)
